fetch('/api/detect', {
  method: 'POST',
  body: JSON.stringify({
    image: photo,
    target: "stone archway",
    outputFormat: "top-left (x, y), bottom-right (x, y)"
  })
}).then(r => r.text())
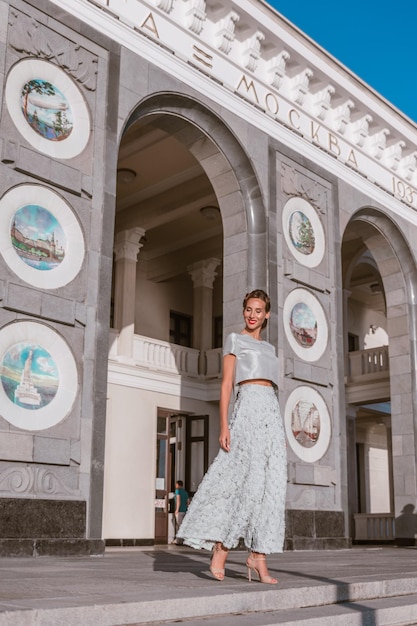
top-left (122, 92), bottom-right (268, 332)
top-left (343, 208), bottom-right (417, 543)
top-left (103, 92), bottom-right (270, 543)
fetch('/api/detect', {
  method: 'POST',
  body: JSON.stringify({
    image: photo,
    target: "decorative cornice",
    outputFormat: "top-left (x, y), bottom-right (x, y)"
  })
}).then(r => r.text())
top-left (243, 30), bottom-right (265, 73)
top-left (154, 0), bottom-right (174, 13)
top-left (216, 10), bottom-right (239, 55)
top-left (185, 0), bottom-right (206, 35)
top-left (47, 0), bottom-right (417, 210)
top-left (291, 68), bottom-right (313, 106)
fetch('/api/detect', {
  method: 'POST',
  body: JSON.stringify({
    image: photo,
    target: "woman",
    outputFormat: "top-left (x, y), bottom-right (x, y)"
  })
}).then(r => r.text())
top-left (177, 289), bottom-right (287, 584)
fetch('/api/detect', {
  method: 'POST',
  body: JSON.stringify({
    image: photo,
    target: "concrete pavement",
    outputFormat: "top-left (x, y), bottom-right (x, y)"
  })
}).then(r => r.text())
top-left (1, 545), bottom-right (417, 625)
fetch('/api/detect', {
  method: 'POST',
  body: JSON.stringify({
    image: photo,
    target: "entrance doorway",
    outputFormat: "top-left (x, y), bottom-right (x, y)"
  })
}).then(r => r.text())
top-left (155, 409), bottom-right (208, 544)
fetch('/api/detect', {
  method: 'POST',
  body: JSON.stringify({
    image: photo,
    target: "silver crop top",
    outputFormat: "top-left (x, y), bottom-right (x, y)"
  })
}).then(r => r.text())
top-left (223, 333), bottom-right (279, 386)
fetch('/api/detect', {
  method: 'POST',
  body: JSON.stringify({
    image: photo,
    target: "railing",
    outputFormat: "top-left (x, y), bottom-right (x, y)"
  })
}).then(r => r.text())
top-left (110, 334), bottom-right (390, 385)
top-left (109, 331), bottom-right (223, 379)
top-left (133, 335), bottom-right (200, 376)
top-left (348, 346), bottom-right (389, 382)
top-left (205, 347), bottom-right (222, 378)
top-left (354, 513), bottom-right (395, 541)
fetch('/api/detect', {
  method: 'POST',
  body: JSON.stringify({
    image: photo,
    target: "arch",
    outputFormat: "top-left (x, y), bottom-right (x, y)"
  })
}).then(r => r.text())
top-left (343, 207), bottom-right (417, 529)
top-left (123, 92), bottom-right (268, 310)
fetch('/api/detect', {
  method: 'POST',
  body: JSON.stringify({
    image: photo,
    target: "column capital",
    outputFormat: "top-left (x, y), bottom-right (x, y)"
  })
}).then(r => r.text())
top-left (114, 227), bottom-right (146, 263)
top-left (187, 258), bottom-right (221, 289)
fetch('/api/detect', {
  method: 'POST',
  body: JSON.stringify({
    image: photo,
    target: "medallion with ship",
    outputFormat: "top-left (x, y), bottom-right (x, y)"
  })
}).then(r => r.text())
top-left (0, 342), bottom-right (59, 410)
top-left (291, 400), bottom-right (321, 448)
top-left (11, 204), bottom-right (66, 270)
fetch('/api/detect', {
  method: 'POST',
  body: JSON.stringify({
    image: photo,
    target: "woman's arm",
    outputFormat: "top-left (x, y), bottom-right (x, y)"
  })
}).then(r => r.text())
top-left (219, 353), bottom-right (235, 452)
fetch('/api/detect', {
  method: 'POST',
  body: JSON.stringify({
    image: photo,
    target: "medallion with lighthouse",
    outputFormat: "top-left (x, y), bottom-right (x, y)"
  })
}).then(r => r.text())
top-left (0, 321), bottom-right (78, 431)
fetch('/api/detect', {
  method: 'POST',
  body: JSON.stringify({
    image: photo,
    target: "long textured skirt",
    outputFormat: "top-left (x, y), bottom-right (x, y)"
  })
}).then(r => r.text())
top-left (177, 384), bottom-right (287, 554)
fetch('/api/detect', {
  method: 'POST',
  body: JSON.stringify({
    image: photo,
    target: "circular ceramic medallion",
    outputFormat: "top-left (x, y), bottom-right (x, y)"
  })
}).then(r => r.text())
top-left (0, 185), bottom-right (85, 288)
top-left (5, 59), bottom-right (90, 158)
top-left (283, 288), bottom-right (328, 361)
top-left (282, 197), bottom-right (325, 268)
top-left (284, 386), bottom-right (331, 462)
top-left (0, 321), bottom-right (78, 431)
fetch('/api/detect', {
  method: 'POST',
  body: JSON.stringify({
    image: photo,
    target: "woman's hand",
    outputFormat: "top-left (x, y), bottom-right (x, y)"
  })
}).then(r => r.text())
top-left (219, 427), bottom-right (230, 452)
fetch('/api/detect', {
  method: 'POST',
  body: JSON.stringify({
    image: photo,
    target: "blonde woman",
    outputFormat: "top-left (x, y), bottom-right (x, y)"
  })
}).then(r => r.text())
top-left (177, 290), bottom-right (287, 584)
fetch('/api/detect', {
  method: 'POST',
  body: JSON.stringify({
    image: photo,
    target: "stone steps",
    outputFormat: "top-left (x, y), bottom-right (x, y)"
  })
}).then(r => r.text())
top-left (143, 593), bottom-right (417, 626)
top-left (2, 577), bottom-right (417, 626)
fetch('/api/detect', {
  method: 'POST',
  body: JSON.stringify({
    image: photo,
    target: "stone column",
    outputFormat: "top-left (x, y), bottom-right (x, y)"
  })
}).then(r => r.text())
top-left (346, 404), bottom-right (358, 539)
top-left (187, 258), bottom-right (220, 374)
top-left (343, 288), bottom-right (352, 374)
top-left (113, 227), bottom-right (145, 360)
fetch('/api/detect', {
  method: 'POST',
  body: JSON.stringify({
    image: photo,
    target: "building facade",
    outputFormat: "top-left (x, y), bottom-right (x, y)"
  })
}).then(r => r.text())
top-left (0, 0), bottom-right (417, 555)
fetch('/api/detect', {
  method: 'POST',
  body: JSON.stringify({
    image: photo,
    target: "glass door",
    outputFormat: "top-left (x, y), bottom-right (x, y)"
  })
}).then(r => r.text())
top-left (186, 415), bottom-right (209, 496)
top-left (155, 414), bottom-right (169, 544)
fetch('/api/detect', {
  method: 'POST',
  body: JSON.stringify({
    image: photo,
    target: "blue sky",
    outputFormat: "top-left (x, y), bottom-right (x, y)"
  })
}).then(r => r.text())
top-left (266, 1), bottom-right (417, 123)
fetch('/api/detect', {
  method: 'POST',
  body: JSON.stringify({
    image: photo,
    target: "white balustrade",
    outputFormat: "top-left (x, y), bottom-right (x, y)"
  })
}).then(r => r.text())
top-left (348, 346), bottom-right (389, 381)
top-left (109, 332), bottom-right (220, 378)
top-left (133, 335), bottom-right (200, 377)
top-left (205, 347), bottom-right (223, 378)
top-left (354, 513), bottom-right (395, 541)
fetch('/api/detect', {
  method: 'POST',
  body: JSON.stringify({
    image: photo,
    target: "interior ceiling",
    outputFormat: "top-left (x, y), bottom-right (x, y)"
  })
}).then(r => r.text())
top-left (115, 116), bottom-right (223, 282)
top-left (116, 115), bottom-right (387, 308)
top-left (342, 225), bottom-right (386, 314)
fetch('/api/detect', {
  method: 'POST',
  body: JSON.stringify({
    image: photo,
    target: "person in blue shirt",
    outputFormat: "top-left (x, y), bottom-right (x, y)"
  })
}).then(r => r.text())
top-left (173, 480), bottom-right (189, 544)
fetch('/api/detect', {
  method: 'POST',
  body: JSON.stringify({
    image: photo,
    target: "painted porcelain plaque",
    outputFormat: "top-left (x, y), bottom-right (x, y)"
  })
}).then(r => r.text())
top-left (0, 321), bottom-right (78, 431)
top-left (5, 59), bottom-right (90, 158)
top-left (0, 185), bottom-right (84, 288)
top-left (1, 342), bottom-right (58, 410)
top-left (283, 288), bottom-right (328, 361)
top-left (282, 197), bottom-right (325, 268)
top-left (284, 386), bottom-right (331, 462)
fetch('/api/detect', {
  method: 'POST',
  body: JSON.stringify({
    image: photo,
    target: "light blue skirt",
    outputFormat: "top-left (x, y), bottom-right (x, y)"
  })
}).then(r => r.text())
top-left (177, 384), bottom-right (287, 554)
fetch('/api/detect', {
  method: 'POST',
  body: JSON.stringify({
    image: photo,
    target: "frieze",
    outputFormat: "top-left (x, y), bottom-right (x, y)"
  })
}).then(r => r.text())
top-left (50, 0), bottom-right (417, 210)
top-left (8, 9), bottom-right (98, 91)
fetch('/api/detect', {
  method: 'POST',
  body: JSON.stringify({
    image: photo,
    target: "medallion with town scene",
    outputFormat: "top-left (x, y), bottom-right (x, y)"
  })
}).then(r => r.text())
top-left (11, 204), bottom-right (66, 271)
top-left (0, 185), bottom-right (84, 289)
top-left (283, 288), bottom-right (328, 362)
top-left (284, 386), bottom-right (331, 463)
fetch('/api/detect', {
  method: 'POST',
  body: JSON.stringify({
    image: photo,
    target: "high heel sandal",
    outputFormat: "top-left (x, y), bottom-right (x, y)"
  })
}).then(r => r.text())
top-left (246, 553), bottom-right (278, 584)
top-left (209, 543), bottom-right (227, 581)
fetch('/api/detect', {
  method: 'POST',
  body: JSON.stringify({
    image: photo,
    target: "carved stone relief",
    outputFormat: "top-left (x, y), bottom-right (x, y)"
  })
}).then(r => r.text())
top-left (281, 163), bottom-right (327, 214)
top-left (0, 465), bottom-right (79, 498)
top-left (8, 9), bottom-right (98, 92)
